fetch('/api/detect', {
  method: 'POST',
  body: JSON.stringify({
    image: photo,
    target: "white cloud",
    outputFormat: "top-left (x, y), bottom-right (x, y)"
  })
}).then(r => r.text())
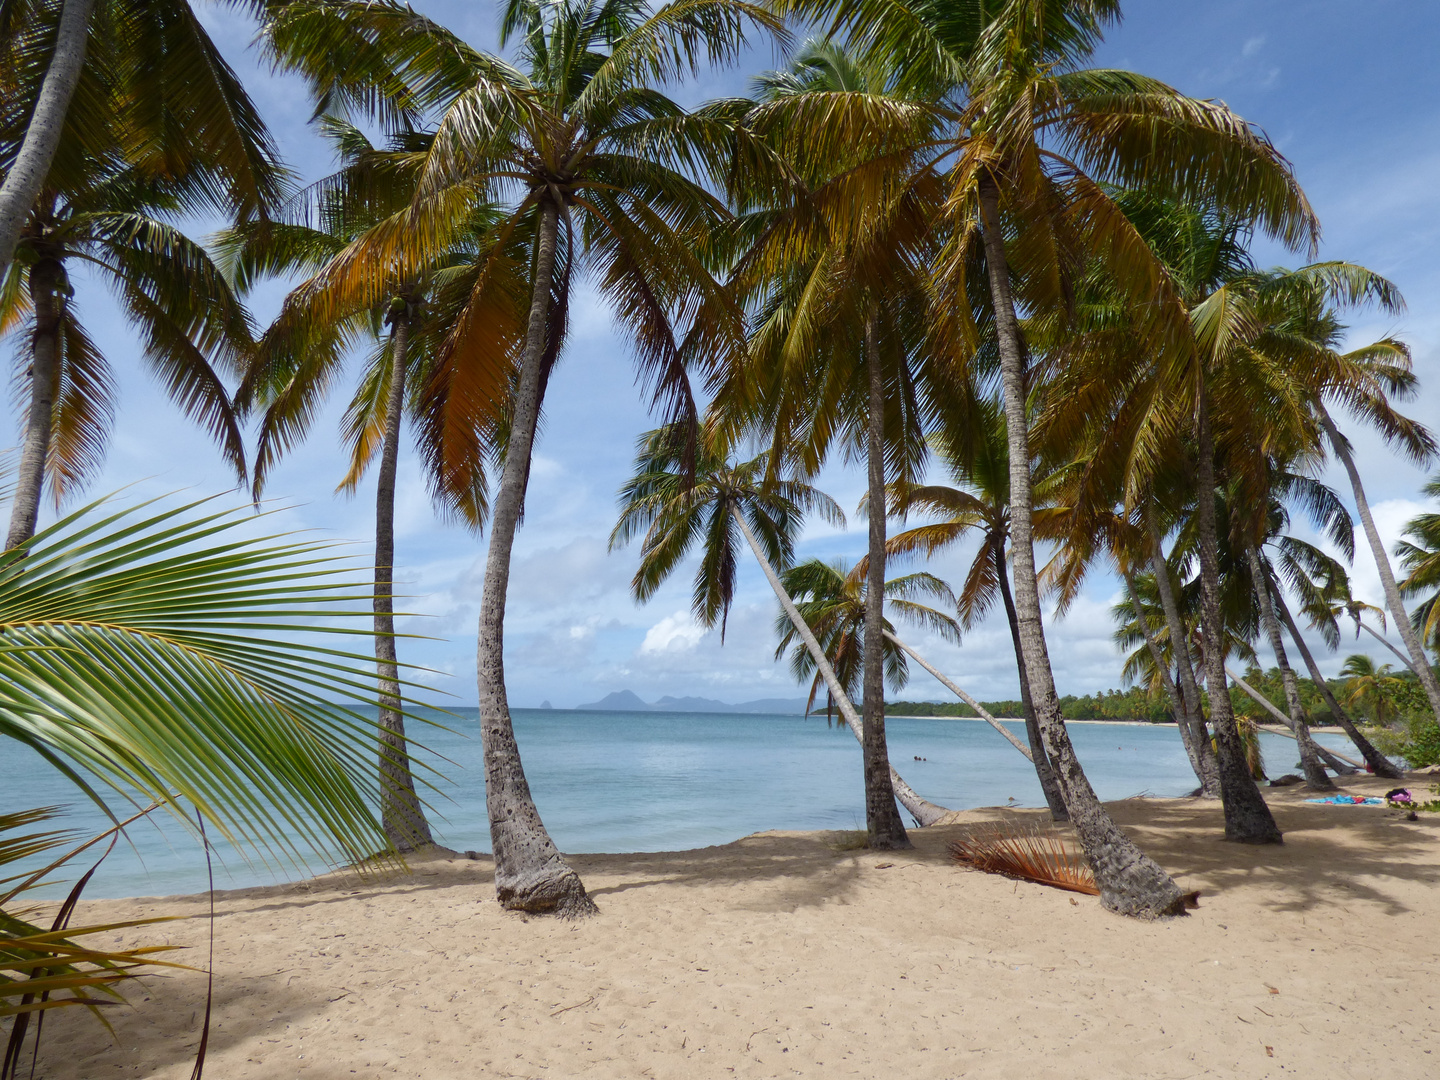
top-left (639, 612), bottom-right (707, 654)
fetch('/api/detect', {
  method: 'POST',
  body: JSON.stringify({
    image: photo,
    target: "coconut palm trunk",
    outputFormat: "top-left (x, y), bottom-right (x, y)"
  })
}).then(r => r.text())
top-left (977, 175), bottom-right (1186, 915)
top-left (994, 538), bottom-right (1067, 819)
top-left (1193, 398), bottom-right (1283, 841)
top-left (1145, 531), bottom-right (1221, 797)
top-left (1319, 406), bottom-right (1440, 720)
top-left (861, 312), bottom-right (910, 848)
top-left (1272, 594), bottom-right (1400, 777)
top-left (732, 506), bottom-right (948, 827)
top-left (476, 200), bottom-right (594, 916)
top-left (1360, 621), bottom-right (1419, 673)
top-left (0, 0), bottom-right (97, 281)
top-left (1245, 545), bottom-right (1334, 790)
top-left (1120, 564), bottom-right (1212, 795)
top-left (7, 254), bottom-right (64, 549)
top-left (882, 630), bottom-right (1033, 759)
top-left (374, 304), bottom-right (435, 851)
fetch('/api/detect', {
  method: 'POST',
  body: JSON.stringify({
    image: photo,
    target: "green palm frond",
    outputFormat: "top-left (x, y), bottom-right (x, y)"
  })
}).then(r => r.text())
top-left (0, 494), bottom-right (435, 871)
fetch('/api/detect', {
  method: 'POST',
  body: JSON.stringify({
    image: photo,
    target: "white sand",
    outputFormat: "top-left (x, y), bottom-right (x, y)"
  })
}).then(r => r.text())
top-left (21, 775), bottom-right (1440, 1079)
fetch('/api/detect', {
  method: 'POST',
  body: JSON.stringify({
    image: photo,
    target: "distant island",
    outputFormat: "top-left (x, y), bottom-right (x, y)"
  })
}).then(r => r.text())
top-left (573, 690), bottom-right (814, 715)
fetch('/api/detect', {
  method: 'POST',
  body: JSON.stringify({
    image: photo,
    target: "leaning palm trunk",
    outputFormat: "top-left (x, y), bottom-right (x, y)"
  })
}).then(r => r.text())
top-left (1245, 546), bottom-right (1333, 791)
top-left (1192, 398), bottom-right (1283, 842)
top-left (1360, 621), bottom-right (1420, 674)
top-left (860, 314), bottom-right (909, 848)
top-left (995, 540), bottom-right (1068, 819)
top-left (977, 176), bottom-right (1186, 916)
top-left (732, 507), bottom-right (948, 827)
top-left (1226, 666), bottom-right (1363, 772)
top-left (1272, 592), bottom-right (1401, 777)
top-left (476, 201), bottom-right (594, 916)
top-left (374, 308), bottom-right (435, 851)
top-left (1120, 565), bottom-right (1215, 797)
top-left (882, 631), bottom-right (1033, 760)
top-left (1146, 530), bottom-right (1221, 797)
top-left (0, 0), bottom-right (97, 280)
top-left (7, 256), bottom-right (64, 549)
top-left (1320, 406), bottom-right (1440, 720)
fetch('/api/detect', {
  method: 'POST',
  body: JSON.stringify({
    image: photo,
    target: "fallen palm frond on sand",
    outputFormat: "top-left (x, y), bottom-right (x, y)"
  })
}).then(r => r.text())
top-left (948, 826), bottom-right (1100, 896)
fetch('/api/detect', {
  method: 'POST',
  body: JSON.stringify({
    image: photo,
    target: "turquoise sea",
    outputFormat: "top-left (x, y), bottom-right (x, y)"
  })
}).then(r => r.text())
top-left (4, 708), bottom-right (1359, 899)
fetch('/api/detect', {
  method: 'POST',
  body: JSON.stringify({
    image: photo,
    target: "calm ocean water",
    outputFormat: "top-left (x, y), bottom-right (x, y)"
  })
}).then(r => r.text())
top-left (4, 708), bottom-right (1356, 898)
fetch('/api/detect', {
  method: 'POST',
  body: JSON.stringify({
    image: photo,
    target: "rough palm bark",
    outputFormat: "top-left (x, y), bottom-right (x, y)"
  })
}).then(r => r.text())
top-left (1271, 584), bottom-right (1400, 777)
top-left (994, 537), bottom-right (1067, 819)
top-left (1121, 564), bottom-right (1211, 794)
top-left (477, 200), bottom-right (595, 916)
top-left (0, 0), bottom-right (98, 281)
top-left (1193, 397), bottom-right (1283, 842)
top-left (7, 254), bottom-right (64, 549)
top-left (1245, 545), bottom-right (1334, 790)
top-left (1146, 530), bottom-right (1221, 797)
top-left (374, 302), bottom-right (435, 851)
top-left (977, 174), bottom-right (1186, 916)
top-left (733, 507), bottom-right (948, 826)
top-left (1320, 406), bottom-right (1440, 720)
top-left (861, 313), bottom-right (911, 849)
top-left (883, 631), bottom-right (1033, 759)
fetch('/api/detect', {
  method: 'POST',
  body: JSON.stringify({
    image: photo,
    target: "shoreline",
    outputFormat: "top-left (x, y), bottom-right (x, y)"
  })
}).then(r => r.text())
top-left (29, 775), bottom-right (1439, 1080)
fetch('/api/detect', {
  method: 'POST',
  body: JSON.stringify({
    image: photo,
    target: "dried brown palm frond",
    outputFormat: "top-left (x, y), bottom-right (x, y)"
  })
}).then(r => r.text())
top-left (948, 826), bottom-right (1100, 896)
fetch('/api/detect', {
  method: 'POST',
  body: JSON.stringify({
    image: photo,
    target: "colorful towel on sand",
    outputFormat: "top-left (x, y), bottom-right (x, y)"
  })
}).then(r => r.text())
top-left (1305, 795), bottom-right (1386, 806)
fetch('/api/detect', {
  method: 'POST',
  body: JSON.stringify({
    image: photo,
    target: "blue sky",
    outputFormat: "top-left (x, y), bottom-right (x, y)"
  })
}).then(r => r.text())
top-left (6, 1), bottom-right (1437, 708)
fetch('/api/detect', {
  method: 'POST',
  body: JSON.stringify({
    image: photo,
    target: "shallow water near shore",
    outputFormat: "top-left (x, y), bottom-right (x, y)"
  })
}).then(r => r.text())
top-left (5, 708), bottom-right (1359, 898)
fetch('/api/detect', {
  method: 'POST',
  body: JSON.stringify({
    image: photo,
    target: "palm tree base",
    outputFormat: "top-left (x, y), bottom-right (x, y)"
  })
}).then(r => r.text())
top-left (496, 865), bottom-right (599, 918)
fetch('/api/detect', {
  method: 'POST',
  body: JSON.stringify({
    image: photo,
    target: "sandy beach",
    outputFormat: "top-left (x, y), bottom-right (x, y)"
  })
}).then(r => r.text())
top-left (26, 775), bottom-right (1439, 1079)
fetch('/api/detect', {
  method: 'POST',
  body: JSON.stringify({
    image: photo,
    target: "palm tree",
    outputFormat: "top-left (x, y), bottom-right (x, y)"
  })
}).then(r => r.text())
top-left (221, 120), bottom-right (515, 852)
top-left (610, 424), bottom-right (950, 826)
top-left (2, 0), bottom-right (287, 547)
top-left (264, 0), bottom-right (778, 913)
top-left (1, 0), bottom-right (286, 283)
top-left (1339, 654), bottom-right (1404, 727)
top-left (884, 399), bottom-right (1069, 818)
top-left (1109, 566), bottom-right (1219, 796)
top-left (711, 38), bottom-right (957, 847)
top-left (2, 178), bottom-right (253, 548)
top-left (775, 556), bottom-right (961, 710)
top-left (791, 0), bottom-right (1315, 909)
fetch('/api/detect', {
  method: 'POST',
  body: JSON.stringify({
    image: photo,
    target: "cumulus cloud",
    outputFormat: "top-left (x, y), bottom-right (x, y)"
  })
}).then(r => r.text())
top-left (639, 612), bottom-right (707, 654)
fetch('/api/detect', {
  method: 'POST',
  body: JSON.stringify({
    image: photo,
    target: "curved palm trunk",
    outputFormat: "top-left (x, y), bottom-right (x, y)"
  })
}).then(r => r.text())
top-left (1245, 546), bottom-right (1333, 790)
top-left (477, 200), bottom-right (594, 916)
top-left (733, 506), bottom-right (948, 827)
top-left (977, 176), bottom-right (1186, 916)
top-left (7, 256), bottom-right (64, 549)
top-left (882, 631), bottom-right (1033, 759)
top-left (1120, 565), bottom-right (1211, 794)
top-left (861, 313), bottom-right (910, 848)
top-left (1273, 592), bottom-right (1401, 777)
top-left (1193, 397), bottom-right (1282, 842)
top-left (1320, 406), bottom-right (1440, 720)
top-left (995, 539), bottom-right (1067, 819)
top-left (374, 311), bottom-right (434, 852)
top-left (1146, 530), bottom-right (1221, 797)
top-left (0, 0), bottom-right (97, 281)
